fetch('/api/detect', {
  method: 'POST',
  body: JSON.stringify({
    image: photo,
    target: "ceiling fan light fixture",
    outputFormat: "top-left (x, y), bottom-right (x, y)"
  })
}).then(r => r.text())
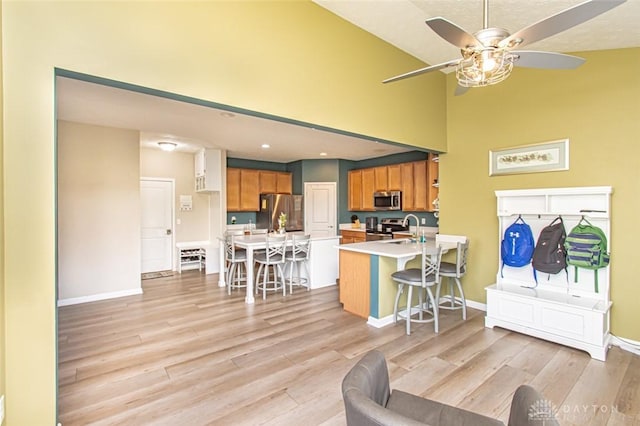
top-left (158, 141), bottom-right (177, 152)
top-left (456, 49), bottom-right (515, 88)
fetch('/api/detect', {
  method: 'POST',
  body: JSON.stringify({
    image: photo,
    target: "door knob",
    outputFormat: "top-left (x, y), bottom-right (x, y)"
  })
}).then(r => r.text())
top-left (166, 229), bottom-right (172, 235)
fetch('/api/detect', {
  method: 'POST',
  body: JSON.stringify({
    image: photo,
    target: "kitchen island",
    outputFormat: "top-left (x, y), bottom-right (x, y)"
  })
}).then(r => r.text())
top-left (337, 239), bottom-right (454, 327)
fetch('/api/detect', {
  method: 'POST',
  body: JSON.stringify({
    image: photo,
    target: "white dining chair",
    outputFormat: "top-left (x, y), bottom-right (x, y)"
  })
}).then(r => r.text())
top-left (254, 234), bottom-right (288, 299)
top-left (223, 230), bottom-right (247, 295)
top-left (284, 234), bottom-right (311, 294)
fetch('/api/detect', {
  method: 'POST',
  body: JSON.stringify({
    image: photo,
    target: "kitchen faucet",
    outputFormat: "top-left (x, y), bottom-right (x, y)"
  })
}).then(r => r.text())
top-left (402, 214), bottom-right (420, 240)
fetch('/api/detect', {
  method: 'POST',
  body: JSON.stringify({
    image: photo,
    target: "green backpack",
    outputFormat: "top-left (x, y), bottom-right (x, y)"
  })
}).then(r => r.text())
top-left (564, 218), bottom-right (610, 292)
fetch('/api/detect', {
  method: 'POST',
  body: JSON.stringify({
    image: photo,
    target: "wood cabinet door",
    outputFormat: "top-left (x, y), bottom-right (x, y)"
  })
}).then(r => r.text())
top-left (276, 172), bottom-right (292, 194)
top-left (226, 168), bottom-right (241, 211)
top-left (361, 168), bottom-right (375, 210)
top-left (374, 167), bottom-right (388, 191)
top-left (348, 170), bottom-right (362, 211)
top-left (240, 169), bottom-right (260, 211)
top-left (339, 250), bottom-right (370, 318)
top-left (413, 161), bottom-right (428, 211)
top-left (387, 164), bottom-right (401, 191)
top-left (259, 171), bottom-right (277, 194)
top-left (400, 163), bottom-right (415, 211)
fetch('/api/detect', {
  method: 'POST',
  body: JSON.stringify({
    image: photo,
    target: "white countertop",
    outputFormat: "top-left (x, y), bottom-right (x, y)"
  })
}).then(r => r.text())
top-left (336, 238), bottom-right (440, 258)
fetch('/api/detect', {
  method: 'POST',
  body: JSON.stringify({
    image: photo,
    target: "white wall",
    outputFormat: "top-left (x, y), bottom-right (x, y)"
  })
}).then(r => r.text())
top-left (140, 148), bottom-right (210, 243)
top-left (57, 121), bottom-right (142, 303)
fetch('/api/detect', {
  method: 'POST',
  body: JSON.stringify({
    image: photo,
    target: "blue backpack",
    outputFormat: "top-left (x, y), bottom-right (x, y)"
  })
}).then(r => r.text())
top-left (501, 216), bottom-right (535, 275)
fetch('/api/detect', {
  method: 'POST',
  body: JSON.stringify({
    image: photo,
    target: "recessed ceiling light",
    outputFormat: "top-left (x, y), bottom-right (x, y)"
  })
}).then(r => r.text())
top-left (319, 152), bottom-right (327, 156)
top-left (220, 111), bottom-right (235, 118)
top-left (261, 144), bottom-right (270, 149)
top-left (158, 142), bottom-right (177, 152)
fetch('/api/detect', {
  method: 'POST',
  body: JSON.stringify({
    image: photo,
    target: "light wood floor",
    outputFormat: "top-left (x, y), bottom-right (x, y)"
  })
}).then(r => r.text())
top-left (58, 271), bottom-right (640, 425)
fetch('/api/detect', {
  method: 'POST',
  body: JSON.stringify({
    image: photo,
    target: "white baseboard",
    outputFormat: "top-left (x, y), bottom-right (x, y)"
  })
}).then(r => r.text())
top-left (57, 288), bottom-right (143, 307)
top-left (610, 335), bottom-right (640, 356)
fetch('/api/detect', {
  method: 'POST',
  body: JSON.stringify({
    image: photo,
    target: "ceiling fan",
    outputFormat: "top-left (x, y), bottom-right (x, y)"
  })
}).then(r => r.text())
top-left (383, 0), bottom-right (626, 95)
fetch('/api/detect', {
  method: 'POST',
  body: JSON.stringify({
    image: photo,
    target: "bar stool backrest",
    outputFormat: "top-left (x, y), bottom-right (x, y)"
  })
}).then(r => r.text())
top-left (265, 234), bottom-right (287, 263)
top-left (291, 234), bottom-right (311, 261)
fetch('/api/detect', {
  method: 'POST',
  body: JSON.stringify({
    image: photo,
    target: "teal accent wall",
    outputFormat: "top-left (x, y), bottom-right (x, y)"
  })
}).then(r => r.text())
top-left (370, 255), bottom-right (379, 318)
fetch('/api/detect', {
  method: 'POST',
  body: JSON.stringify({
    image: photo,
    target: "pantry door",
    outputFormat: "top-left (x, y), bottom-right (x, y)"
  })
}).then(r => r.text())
top-left (140, 179), bottom-right (174, 273)
top-left (304, 182), bottom-right (337, 236)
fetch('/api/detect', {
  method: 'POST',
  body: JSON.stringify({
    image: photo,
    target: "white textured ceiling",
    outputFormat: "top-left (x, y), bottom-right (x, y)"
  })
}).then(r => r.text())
top-left (57, 1), bottom-right (640, 163)
top-left (314, 0), bottom-right (640, 75)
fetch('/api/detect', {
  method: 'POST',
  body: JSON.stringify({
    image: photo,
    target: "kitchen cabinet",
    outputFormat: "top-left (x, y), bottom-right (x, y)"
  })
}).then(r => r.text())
top-left (361, 168), bottom-right (375, 210)
top-left (259, 171), bottom-right (292, 194)
top-left (412, 160), bottom-right (429, 211)
top-left (348, 158), bottom-right (437, 212)
top-left (387, 164), bottom-right (402, 191)
top-left (340, 229), bottom-right (366, 244)
top-left (259, 171), bottom-right (277, 193)
top-left (227, 168), bottom-right (260, 211)
top-left (339, 250), bottom-right (370, 318)
top-left (400, 163), bottom-right (415, 211)
top-left (348, 170), bottom-right (363, 211)
top-left (227, 168), bottom-right (241, 210)
top-left (276, 172), bottom-right (292, 194)
top-left (194, 149), bottom-right (222, 192)
top-left (228, 168), bottom-right (291, 211)
top-left (374, 167), bottom-right (388, 191)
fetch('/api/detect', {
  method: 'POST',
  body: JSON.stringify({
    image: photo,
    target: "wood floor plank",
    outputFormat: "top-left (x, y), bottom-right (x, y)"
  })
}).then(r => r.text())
top-left (560, 346), bottom-right (632, 425)
top-left (57, 271), bottom-right (640, 425)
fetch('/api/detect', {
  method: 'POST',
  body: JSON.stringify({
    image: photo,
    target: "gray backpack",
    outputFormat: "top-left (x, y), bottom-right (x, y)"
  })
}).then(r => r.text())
top-left (532, 216), bottom-right (567, 281)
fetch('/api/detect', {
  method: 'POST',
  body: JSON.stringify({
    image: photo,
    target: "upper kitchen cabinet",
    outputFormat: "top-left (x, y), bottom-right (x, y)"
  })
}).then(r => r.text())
top-left (348, 157), bottom-right (438, 212)
top-left (387, 164), bottom-right (402, 191)
top-left (227, 168), bottom-right (260, 211)
top-left (361, 168), bottom-right (375, 210)
top-left (412, 160), bottom-right (429, 211)
top-left (374, 166), bottom-right (388, 191)
top-left (259, 171), bottom-right (292, 194)
top-left (194, 149), bottom-right (222, 192)
top-left (227, 168), bottom-right (292, 212)
top-left (400, 162), bottom-right (415, 210)
top-left (348, 170), bottom-right (363, 211)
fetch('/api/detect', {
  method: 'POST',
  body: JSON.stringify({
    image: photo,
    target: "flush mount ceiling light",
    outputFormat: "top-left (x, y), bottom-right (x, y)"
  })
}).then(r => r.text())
top-left (158, 141), bottom-right (177, 152)
top-left (261, 144), bottom-right (270, 149)
top-left (383, 0), bottom-right (624, 95)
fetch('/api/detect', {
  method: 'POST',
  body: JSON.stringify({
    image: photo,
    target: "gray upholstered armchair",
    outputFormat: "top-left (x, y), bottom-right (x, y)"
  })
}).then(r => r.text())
top-left (342, 350), bottom-right (559, 426)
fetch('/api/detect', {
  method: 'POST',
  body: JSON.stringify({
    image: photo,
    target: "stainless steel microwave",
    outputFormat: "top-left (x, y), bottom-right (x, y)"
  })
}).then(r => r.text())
top-left (373, 191), bottom-right (402, 211)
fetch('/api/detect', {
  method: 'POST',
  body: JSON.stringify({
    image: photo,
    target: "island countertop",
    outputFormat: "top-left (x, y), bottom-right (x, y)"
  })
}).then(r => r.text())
top-left (336, 238), bottom-right (441, 258)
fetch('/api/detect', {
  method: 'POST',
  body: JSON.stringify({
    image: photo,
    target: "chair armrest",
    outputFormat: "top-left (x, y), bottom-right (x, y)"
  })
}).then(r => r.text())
top-left (387, 390), bottom-right (504, 426)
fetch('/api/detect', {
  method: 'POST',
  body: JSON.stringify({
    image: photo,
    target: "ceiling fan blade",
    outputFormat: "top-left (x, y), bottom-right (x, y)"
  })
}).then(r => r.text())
top-left (455, 85), bottom-right (470, 96)
top-left (425, 17), bottom-right (481, 49)
top-left (499, 0), bottom-right (626, 49)
top-left (513, 51), bottom-right (586, 69)
top-left (383, 59), bottom-right (460, 84)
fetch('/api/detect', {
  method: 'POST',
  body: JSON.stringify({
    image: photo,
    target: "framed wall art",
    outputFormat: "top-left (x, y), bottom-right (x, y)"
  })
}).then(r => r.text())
top-left (489, 139), bottom-right (569, 176)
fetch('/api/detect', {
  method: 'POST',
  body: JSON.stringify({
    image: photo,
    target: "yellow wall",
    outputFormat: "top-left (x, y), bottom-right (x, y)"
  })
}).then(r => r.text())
top-left (2, 1), bottom-right (446, 423)
top-left (442, 47), bottom-right (640, 340)
top-left (0, 0), bottom-right (5, 409)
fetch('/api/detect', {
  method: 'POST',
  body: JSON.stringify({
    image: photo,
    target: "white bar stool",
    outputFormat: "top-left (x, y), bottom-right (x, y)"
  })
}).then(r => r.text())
top-left (254, 234), bottom-right (288, 299)
top-left (285, 234), bottom-right (311, 294)
top-left (436, 235), bottom-right (469, 320)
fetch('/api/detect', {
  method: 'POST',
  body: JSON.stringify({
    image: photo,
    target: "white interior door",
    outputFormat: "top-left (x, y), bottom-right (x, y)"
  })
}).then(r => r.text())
top-left (304, 182), bottom-right (337, 236)
top-left (141, 179), bottom-right (174, 273)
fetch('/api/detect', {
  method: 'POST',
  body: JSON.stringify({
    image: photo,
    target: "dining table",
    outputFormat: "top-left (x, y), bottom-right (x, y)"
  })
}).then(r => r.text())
top-left (218, 232), bottom-right (340, 304)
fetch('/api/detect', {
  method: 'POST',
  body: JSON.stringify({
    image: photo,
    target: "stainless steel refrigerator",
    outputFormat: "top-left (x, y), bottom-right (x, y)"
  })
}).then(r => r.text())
top-left (256, 194), bottom-right (304, 232)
